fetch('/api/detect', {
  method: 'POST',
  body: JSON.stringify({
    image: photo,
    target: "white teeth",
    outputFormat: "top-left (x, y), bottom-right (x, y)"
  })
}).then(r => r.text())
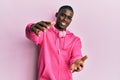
top-left (61, 22), bottom-right (66, 26)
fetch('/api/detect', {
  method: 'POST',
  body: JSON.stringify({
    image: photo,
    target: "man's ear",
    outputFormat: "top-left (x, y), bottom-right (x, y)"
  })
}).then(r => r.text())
top-left (55, 12), bottom-right (58, 17)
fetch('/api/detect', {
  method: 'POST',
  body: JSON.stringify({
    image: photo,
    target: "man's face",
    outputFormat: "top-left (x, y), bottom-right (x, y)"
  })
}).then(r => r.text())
top-left (55, 9), bottom-right (73, 31)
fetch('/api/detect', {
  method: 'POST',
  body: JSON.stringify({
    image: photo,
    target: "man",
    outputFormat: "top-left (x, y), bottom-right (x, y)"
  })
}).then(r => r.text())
top-left (26, 5), bottom-right (88, 80)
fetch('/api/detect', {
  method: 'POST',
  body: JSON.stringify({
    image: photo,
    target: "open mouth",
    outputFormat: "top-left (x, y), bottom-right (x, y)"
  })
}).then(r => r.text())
top-left (60, 22), bottom-right (67, 26)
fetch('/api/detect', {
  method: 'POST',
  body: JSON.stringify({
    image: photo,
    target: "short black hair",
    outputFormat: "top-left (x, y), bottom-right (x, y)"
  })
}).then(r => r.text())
top-left (58, 5), bottom-right (74, 13)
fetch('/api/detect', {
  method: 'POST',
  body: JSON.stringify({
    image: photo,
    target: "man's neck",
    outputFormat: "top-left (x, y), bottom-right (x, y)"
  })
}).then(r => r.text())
top-left (54, 25), bottom-right (66, 31)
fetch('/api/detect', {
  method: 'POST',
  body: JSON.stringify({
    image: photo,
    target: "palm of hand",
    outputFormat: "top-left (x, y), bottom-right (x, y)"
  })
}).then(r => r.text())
top-left (71, 55), bottom-right (88, 73)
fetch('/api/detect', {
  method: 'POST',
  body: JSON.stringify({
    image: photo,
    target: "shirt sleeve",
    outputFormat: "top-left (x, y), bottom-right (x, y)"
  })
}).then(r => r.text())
top-left (70, 38), bottom-right (83, 71)
top-left (25, 23), bottom-right (43, 45)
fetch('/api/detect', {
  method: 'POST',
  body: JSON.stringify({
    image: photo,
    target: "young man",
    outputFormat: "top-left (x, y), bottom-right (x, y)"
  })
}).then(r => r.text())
top-left (25, 5), bottom-right (87, 80)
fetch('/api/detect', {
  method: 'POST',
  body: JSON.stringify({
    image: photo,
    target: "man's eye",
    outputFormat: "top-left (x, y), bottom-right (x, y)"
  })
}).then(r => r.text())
top-left (68, 17), bottom-right (72, 20)
top-left (61, 13), bottom-right (65, 17)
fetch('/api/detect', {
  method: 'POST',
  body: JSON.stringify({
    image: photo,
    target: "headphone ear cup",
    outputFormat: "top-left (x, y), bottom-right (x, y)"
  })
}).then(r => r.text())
top-left (63, 31), bottom-right (66, 37)
top-left (59, 31), bottom-right (66, 37)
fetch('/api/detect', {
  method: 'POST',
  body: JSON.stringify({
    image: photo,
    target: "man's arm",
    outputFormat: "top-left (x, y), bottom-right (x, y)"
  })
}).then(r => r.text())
top-left (25, 21), bottom-right (55, 45)
top-left (25, 23), bottom-right (43, 45)
top-left (70, 38), bottom-right (88, 73)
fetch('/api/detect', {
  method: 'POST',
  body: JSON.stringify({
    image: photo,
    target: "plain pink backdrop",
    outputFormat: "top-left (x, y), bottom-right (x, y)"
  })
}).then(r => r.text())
top-left (0, 0), bottom-right (120, 80)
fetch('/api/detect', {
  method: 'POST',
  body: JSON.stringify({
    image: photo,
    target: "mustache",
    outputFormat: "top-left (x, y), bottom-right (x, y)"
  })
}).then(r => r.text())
top-left (60, 21), bottom-right (68, 24)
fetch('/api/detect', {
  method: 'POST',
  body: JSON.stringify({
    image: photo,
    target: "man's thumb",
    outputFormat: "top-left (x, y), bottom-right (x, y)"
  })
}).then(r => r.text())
top-left (50, 21), bottom-right (56, 25)
top-left (81, 55), bottom-right (88, 62)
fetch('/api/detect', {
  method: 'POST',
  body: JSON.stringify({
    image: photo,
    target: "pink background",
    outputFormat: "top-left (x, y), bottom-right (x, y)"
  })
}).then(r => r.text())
top-left (0, 0), bottom-right (120, 80)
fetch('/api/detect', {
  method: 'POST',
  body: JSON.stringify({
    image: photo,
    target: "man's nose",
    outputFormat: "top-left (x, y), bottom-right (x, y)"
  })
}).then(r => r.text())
top-left (63, 16), bottom-right (68, 21)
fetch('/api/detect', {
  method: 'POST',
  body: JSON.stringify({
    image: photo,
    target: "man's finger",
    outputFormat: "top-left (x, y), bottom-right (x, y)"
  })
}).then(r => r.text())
top-left (71, 68), bottom-right (74, 73)
top-left (37, 22), bottom-right (48, 28)
top-left (71, 67), bottom-right (74, 73)
top-left (44, 21), bottom-right (56, 26)
top-left (39, 21), bottom-right (55, 29)
top-left (81, 55), bottom-right (88, 62)
top-left (71, 64), bottom-right (76, 73)
top-left (35, 29), bottom-right (40, 36)
top-left (46, 21), bottom-right (56, 29)
top-left (50, 21), bottom-right (56, 25)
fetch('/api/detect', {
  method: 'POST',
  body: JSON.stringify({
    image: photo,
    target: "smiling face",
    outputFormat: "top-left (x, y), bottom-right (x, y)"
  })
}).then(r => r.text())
top-left (55, 9), bottom-right (74, 31)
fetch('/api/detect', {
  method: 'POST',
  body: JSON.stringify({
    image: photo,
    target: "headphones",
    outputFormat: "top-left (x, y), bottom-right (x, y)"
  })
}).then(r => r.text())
top-left (59, 31), bottom-right (66, 37)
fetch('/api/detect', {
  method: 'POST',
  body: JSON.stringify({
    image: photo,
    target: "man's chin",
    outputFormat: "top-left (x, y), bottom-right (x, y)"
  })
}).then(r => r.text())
top-left (59, 26), bottom-right (67, 30)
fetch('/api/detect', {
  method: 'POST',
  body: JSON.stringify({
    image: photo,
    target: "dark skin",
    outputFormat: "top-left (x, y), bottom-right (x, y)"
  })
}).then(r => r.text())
top-left (55, 9), bottom-right (73, 31)
top-left (30, 8), bottom-right (88, 73)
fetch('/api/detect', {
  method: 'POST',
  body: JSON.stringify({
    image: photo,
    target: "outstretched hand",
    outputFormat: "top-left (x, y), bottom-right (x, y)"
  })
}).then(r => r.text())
top-left (71, 55), bottom-right (88, 73)
top-left (30, 21), bottom-right (55, 36)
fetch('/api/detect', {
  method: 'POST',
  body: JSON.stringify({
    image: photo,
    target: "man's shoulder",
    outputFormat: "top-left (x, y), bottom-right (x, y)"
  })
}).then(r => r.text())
top-left (66, 30), bottom-right (80, 40)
